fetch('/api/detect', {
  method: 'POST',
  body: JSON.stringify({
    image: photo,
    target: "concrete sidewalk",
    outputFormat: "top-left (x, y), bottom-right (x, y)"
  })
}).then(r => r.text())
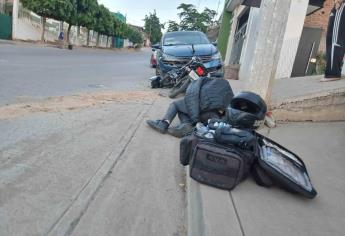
top-left (229, 75), bottom-right (345, 121)
top-left (188, 122), bottom-right (345, 236)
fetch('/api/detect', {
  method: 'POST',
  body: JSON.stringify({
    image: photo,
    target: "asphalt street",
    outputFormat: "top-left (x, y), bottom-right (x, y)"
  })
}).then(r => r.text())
top-left (0, 44), bottom-right (154, 105)
top-left (0, 44), bottom-right (186, 236)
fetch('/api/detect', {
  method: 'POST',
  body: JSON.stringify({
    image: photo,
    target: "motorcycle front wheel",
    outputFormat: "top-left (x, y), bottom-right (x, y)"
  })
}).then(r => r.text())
top-left (168, 79), bottom-right (190, 98)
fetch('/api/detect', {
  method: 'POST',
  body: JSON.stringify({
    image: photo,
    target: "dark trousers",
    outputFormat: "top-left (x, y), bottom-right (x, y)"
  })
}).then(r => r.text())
top-left (162, 99), bottom-right (221, 125)
top-left (163, 99), bottom-right (191, 124)
top-left (325, 3), bottom-right (345, 78)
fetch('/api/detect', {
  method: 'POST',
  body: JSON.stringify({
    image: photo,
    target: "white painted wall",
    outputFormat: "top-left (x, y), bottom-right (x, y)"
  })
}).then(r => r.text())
top-left (275, 0), bottom-right (309, 79)
top-left (16, 17), bottom-right (59, 42)
top-left (123, 39), bottom-right (133, 48)
top-left (13, 5), bottom-right (113, 48)
top-left (342, 63), bottom-right (345, 75)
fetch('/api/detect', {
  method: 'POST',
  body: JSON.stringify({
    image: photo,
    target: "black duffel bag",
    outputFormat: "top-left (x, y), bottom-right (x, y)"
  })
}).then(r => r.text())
top-left (180, 130), bottom-right (257, 190)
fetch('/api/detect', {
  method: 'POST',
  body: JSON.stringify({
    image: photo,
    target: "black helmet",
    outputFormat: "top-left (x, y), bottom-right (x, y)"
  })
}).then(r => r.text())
top-left (226, 91), bottom-right (267, 129)
top-left (149, 76), bottom-right (161, 88)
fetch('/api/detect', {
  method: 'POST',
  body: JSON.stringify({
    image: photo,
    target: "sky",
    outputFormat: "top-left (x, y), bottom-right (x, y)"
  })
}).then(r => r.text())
top-left (98, 0), bottom-right (225, 29)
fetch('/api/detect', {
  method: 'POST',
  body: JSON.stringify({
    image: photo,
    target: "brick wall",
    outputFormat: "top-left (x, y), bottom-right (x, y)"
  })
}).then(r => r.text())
top-left (304, 0), bottom-right (334, 53)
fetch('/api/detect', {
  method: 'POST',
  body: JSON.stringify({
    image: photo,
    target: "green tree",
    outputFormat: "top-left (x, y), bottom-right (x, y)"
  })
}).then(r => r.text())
top-left (73, 0), bottom-right (98, 45)
top-left (75, 0), bottom-right (99, 46)
top-left (114, 21), bottom-right (127, 38)
top-left (177, 3), bottom-right (216, 33)
top-left (177, 3), bottom-right (197, 31)
top-left (21, 0), bottom-right (73, 42)
top-left (167, 20), bottom-right (179, 32)
top-left (64, 0), bottom-right (77, 44)
top-left (144, 10), bottom-right (163, 44)
top-left (126, 26), bottom-right (143, 47)
top-left (94, 4), bottom-right (113, 47)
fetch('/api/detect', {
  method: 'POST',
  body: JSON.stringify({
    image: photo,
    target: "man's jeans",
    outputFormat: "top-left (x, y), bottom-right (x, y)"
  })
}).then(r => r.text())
top-left (163, 99), bottom-right (191, 124)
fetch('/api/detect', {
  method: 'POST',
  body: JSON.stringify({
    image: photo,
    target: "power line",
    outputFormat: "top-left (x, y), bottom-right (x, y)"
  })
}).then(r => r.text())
top-left (216, 0), bottom-right (221, 16)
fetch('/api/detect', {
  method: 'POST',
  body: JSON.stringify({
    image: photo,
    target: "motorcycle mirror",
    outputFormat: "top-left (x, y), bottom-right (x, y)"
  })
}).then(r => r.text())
top-left (152, 43), bottom-right (161, 50)
top-left (209, 72), bottom-right (224, 78)
top-left (149, 76), bottom-right (161, 81)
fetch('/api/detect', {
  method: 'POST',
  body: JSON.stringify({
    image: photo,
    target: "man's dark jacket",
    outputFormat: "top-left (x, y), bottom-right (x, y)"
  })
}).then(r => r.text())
top-left (184, 77), bottom-right (234, 124)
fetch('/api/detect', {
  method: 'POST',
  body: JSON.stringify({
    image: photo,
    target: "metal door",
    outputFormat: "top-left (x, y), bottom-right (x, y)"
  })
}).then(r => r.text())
top-left (229, 7), bottom-right (250, 65)
top-left (291, 27), bottom-right (322, 77)
top-left (0, 1), bottom-right (12, 40)
top-left (0, 14), bottom-right (12, 39)
top-left (229, 23), bottom-right (247, 64)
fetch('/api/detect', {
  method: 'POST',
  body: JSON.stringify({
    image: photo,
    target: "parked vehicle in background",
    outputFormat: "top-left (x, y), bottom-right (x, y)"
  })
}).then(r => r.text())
top-left (150, 45), bottom-right (158, 68)
top-left (153, 31), bottom-right (223, 78)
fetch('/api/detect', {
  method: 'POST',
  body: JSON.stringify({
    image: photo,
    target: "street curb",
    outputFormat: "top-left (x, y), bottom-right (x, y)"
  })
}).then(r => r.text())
top-left (187, 167), bottom-right (206, 236)
top-left (0, 39), bottom-right (144, 52)
top-left (46, 102), bottom-right (154, 236)
top-left (186, 168), bottom-right (244, 236)
top-left (0, 39), bottom-right (16, 45)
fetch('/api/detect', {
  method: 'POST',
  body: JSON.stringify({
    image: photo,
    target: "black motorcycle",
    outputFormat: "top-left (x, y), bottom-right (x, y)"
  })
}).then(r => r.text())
top-left (150, 57), bottom-right (223, 98)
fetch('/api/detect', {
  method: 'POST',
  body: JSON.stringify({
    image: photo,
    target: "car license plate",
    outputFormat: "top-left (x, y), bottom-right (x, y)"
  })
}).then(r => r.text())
top-left (189, 70), bottom-right (200, 81)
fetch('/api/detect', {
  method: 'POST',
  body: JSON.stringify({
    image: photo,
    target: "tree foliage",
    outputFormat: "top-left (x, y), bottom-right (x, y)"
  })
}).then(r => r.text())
top-left (114, 21), bottom-right (127, 38)
top-left (167, 20), bottom-right (179, 32)
top-left (125, 26), bottom-right (144, 46)
top-left (94, 4), bottom-right (113, 36)
top-left (144, 10), bottom-right (163, 44)
top-left (77, 0), bottom-right (98, 30)
top-left (21, 0), bottom-right (73, 21)
top-left (177, 3), bottom-right (216, 33)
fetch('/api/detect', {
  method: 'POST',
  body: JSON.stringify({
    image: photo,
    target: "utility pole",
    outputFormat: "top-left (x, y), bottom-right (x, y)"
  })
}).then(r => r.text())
top-left (149, 23), bottom-right (151, 43)
top-left (244, 0), bottom-right (293, 103)
top-left (12, 0), bottom-right (19, 40)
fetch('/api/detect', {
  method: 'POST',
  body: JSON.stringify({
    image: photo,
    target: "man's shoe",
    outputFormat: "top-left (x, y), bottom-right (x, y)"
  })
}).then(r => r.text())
top-left (320, 77), bottom-right (341, 82)
top-left (146, 120), bottom-right (169, 134)
top-left (168, 123), bottom-right (193, 138)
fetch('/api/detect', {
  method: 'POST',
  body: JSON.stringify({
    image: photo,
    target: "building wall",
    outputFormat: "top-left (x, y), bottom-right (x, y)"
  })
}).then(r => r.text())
top-left (234, 0), bottom-right (309, 80)
top-left (304, 0), bottom-right (334, 53)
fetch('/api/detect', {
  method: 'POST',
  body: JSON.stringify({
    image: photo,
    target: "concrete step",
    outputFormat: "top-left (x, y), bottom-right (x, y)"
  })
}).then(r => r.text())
top-left (228, 75), bottom-right (345, 122)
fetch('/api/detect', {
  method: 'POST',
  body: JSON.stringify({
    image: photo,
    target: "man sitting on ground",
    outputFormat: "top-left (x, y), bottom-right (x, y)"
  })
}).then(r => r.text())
top-left (146, 77), bottom-right (234, 137)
